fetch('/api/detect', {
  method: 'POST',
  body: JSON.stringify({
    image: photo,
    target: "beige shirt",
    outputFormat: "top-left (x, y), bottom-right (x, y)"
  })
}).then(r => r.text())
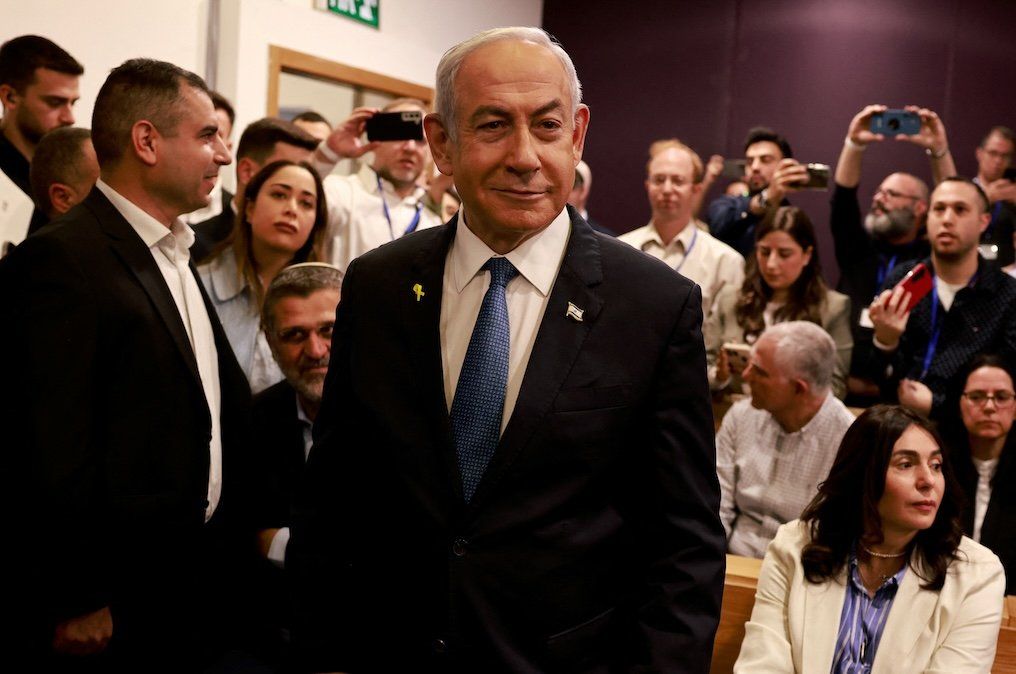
top-left (441, 208), bottom-right (570, 433)
top-left (618, 220), bottom-right (744, 315)
top-left (321, 163), bottom-right (443, 273)
top-left (96, 179), bottom-right (222, 521)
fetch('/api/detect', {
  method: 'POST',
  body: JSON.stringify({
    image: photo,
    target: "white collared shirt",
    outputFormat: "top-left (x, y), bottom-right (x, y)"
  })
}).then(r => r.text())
top-left (96, 179), bottom-right (223, 522)
top-left (618, 220), bottom-right (744, 315)
top-left (441, 208), bottom-right (570, 432)
top-left (971, 456), bottom-right (998, 543)
top-left (320, 163), bottom-right (443, 273)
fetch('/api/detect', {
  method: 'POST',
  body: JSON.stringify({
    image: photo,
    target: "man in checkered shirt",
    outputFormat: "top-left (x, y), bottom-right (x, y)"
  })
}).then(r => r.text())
top-left (716, 321), bottom-right (856, 558)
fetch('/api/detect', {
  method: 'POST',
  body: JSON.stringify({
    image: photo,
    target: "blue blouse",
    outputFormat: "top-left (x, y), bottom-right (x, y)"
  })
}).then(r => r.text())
top-left (831, 553), bottom-right (908, 673)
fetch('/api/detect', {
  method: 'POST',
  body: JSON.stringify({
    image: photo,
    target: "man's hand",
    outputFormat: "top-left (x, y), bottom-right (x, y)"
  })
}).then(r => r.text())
top-left (898, 379), bottom-right (933, 416)
top-left (868, 286), bottom-right (912, 350)
top-left (715, 347), bottom-right (731, 385)
top-left (52, 606), bottom-right (113, 656)
top-left (895, 105), bottom-right (948, 155)
top-left (705, 154), bottom-right (724, 183)
top-left (322, 107), bottom-right (382, 160)
top-left (846, 104), bottom-right (889, 147)
top-left (766, 158), bottom-right (809, 203)
top-left (985, 178), bottom-right (1016, 205)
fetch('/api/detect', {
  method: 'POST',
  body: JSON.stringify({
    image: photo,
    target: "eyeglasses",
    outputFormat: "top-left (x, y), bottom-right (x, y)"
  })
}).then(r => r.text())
top-left (962, 390), bottom-right (1016, 407)
top-left (874, 187), bottom-right (922, 201)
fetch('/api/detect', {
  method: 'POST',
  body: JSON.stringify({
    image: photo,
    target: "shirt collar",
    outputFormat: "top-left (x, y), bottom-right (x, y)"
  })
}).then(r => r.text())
top-left (96, 179), bottom-right (196, 259)
top-left (448, 206), bottom-right (570, 297)
top-left (358, 163), bottom-right (424, 203)
top-left (205, 249), bottom-right (247, 302)
top-left (639, 220), bottom-right (696, 252)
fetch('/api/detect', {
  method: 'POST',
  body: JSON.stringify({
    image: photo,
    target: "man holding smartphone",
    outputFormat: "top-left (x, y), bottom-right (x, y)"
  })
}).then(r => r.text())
top-left (706, 126), bottom-right (807, 256)
top-left (867, 177), bottom-right (1016, 419)
top-left (312, 98), bottom-right (444, 273)
top-left (829, 104), bottom-right (952, 404)
top-left (973, 125), bottom-right (1016, 267)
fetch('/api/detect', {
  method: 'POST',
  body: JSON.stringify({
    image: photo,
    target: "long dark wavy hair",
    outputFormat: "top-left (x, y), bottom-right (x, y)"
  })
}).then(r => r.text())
top-left (735, 206), bottom-right (828, 340)
top-left (210, 159), bottom-right (328, 310)
top-left (800, 405), bottom-right (964, 590)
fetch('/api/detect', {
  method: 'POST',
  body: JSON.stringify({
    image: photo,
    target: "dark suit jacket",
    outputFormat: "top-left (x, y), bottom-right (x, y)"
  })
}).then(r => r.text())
top-left (953, 433), bottom-right (1016, 595)
top-left (251, 380), bottom-right (308, 530)
top-left (289, 207), bottom-right (726, 673)
top-left (191, 189), bottom-right (235, 263)
top-left (0, 188), bottom-right (255, 667)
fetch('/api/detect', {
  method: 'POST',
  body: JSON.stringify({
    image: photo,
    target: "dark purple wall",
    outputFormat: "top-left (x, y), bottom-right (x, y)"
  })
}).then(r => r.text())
top-left (543, 0), bottom-right (1016, 284)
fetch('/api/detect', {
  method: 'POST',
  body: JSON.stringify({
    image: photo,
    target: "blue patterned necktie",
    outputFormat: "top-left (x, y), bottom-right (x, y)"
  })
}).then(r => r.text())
top-left (451, 257), bottom-right (519, 502)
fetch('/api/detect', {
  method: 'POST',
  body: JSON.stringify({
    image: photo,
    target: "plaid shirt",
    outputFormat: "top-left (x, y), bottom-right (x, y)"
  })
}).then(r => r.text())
top-left (717, 395), bottom-right (856, 558)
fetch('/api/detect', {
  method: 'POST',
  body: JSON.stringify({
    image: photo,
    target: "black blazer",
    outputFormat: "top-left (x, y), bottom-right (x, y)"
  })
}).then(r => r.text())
top-left (251, 379), bottom-right (307, 530)
top-left (191, 189), bottom-right (235, 263)
top-left (1, 188), bottom-right (255, 664)
top-left (289, 208), bottom-right (726, 673)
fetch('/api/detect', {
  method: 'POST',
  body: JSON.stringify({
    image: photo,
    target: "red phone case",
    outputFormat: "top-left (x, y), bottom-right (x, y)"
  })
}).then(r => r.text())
top-left (894, 263), bottom-right (933, 312)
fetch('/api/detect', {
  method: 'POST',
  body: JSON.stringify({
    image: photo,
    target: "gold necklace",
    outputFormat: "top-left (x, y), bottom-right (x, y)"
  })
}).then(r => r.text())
top-left (860, 543), bottom-right (906, 558)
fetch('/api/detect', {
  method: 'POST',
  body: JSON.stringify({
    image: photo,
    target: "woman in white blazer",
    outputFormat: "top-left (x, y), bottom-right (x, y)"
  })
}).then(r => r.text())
top-left (736, 405), bottom-right (1005, 673)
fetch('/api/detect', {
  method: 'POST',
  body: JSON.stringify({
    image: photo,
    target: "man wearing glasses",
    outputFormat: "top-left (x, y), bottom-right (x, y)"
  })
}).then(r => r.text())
top-left (973, 126), bottom-right (1016, 267)
top-left (828, 104), bottom-right (954, 404)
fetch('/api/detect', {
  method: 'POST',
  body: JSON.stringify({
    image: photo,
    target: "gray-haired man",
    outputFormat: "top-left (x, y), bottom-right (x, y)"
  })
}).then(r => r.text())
top-left (717, 321), bottom-right (857, 558)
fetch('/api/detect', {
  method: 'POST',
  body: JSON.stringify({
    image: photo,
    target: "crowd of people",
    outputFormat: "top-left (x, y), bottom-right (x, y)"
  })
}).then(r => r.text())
top-left (0, 26), bottom-right (1013, 674)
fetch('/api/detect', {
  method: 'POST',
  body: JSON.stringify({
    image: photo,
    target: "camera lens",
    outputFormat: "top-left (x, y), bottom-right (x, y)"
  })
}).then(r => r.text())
top-left (888, 118), bottom-right (900, 131)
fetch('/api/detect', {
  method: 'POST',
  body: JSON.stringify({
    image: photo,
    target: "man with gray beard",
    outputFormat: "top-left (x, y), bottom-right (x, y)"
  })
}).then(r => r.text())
top-left (829, 104), bottom-right (953, 404)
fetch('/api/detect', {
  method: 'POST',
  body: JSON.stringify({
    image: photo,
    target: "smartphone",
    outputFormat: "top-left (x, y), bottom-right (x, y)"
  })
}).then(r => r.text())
top-left (800, 163), bottom-right (830, 190)
top-left (892, 262), bottom-right (933, 312)
top-left (869, 109), bottom-right (921, 137)
top-left (721, 159), bottom-right (746, 178)
top-left (1003, 167), bottom-right (1016, 181)
top-left (722, 342), bottom-right (752, 373)
top-left (365, 110), bottom-right (424, 142)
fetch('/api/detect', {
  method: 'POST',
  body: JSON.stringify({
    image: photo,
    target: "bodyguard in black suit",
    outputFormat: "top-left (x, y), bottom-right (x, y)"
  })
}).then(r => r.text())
top-left (289, 28), bottom-right (725, 673)
top-left (1, 59), bottom-right (259, 671)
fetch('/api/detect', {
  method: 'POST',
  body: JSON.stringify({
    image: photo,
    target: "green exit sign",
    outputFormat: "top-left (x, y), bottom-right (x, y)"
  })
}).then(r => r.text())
top-left (316, 0), bottom-right (380, 29)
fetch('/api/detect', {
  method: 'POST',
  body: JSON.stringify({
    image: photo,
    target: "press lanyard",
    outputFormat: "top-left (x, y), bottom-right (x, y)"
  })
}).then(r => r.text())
top-left (674, 226), bottom-right (699, 273)
top-left (920, 272), bottom-right (978, 380)
top-left (377, 173), bottom-right (423, 240)
top-left (875, 254), bottom-right (898, 290)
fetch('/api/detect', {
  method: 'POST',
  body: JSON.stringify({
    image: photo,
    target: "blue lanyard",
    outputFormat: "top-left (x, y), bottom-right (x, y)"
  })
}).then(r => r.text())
top-left (377, 173), bottom-right (423, 240)
top-left (920, 272), bottom-right (978, 379)
top-left (876, 254), bottom-right (898, 290)
top-left (674, 226), bottom-right (699, 273)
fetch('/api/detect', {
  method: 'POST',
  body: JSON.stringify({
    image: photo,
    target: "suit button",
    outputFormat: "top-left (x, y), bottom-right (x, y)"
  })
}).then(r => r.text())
top-left (432, 638), bottom-right (447, 654)
top-left (452, 537), bottom-right (468, 557)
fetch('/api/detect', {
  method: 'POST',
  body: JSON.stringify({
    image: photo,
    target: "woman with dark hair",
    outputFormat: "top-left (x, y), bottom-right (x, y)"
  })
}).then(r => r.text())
top-left (705, 206), bottom-right (852, 399)
top-left (199, 160), bottom-right (328, 393)
top-left (949, 354), bottom-right (1016, 594)
top-left (735, 405), bottom-right (1005, 673)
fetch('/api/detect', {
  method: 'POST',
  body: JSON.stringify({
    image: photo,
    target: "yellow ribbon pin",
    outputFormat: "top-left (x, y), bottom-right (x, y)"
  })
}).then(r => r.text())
top-left (413, 283), bottom-right (425, 302)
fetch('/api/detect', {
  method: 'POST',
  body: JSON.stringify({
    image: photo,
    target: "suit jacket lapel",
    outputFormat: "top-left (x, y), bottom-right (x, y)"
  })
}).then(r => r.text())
top-left (87, 189), bottom-right (203, 386)
top-left (404, 219), bottom-right (461, 498)
top-left (871, 562), bottom-right (938, 673)
top-left (802, 573), bottom-right (847, 672)
top-left (470, 208), bottom-right (604, 506)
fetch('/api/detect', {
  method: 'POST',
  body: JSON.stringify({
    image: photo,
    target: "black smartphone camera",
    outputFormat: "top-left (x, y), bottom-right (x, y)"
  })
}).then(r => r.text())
top-left (800, 163), bottom-right (830, 190)
top-left (869, 109), bottom-right (921, 137)
top-left (1003, 167), bottom-right (1016, 182)
top-left (365, 110), bottom-right (424, 142)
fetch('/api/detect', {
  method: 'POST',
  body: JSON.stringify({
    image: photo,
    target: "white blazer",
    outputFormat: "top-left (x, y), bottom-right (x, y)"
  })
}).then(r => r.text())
top-left (735, 520), bottom-right (1005, 673)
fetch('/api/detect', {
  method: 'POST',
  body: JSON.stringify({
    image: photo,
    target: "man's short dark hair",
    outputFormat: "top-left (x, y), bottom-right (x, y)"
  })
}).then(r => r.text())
top-left (91, 58), bottom-right (209, 166)
top-left (29, 126), bottom-right (93, 215)
top-left (236, 117), bottom-right (319, 164)
top-left (0, 35), bottom-right (83, 91)
top-left (936, 176), bottom-right (991, 213)
top-left (210, 91), bottom-right (235, 127)
top-left (292, 110), bottom-right (331, 128)
top-left (744, 126), bottom-right (793, 159)
top-left (980, 125), bottom-right (1015, 148)
top-left (263, 263), bottom-right (343, 333)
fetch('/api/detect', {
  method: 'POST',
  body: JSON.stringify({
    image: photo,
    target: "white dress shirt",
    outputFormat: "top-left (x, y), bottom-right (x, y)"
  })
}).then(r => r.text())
top-left (96, 179), bottom-right (222, 521)
top-left (441, 208), bottom-right (570, 432)
top-left (716, 395), bottom-right (856, 558)
top-left (971, 456), bottom-right (998, 543)
top-left (320, 163), bottom-right (443, 273)
top-left (618, 220), bottom-right (744, 315)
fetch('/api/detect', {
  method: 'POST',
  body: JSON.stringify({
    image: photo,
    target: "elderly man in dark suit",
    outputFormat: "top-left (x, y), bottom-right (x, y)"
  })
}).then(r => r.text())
top-left (290, 26), bottom-right (725, 674)
top-left (1, 59), bottom-right (259, 671)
